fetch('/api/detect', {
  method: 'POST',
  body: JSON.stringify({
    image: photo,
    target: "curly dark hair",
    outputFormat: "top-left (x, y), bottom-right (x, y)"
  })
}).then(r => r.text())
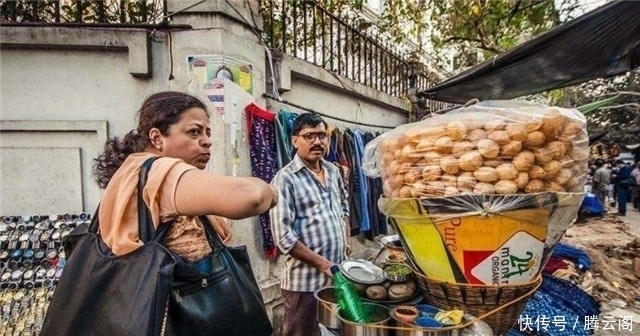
top-left (93, 91), bottom-right (208, 188)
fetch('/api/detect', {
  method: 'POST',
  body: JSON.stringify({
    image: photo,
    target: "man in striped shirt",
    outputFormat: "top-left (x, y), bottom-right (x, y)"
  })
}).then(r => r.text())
top-left (270, 113), bottom-right (351, 336)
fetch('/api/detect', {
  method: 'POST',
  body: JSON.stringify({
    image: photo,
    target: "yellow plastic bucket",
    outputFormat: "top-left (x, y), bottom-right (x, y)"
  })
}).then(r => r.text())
top-left (379, 192), bottom-right (584, 285)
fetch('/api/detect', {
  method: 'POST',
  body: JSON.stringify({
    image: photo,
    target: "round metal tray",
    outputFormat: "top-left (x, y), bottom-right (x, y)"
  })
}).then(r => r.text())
top-left (339, 259), bottom-right (385, 285)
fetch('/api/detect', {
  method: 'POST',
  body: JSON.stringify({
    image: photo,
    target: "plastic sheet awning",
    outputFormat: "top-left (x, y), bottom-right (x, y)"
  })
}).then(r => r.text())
top-left (418, 1), bottom-right (640, 104)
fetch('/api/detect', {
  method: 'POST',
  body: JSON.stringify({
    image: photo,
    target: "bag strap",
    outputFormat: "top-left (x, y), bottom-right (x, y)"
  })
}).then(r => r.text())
top-left (138, 156), bottom-right (166, 243)
top-left (88, 207), bottom-right (101, 233)
top-left (198, 216), bottom-right (224, 250)
top-left (86, 156), bottom-right (168, 243)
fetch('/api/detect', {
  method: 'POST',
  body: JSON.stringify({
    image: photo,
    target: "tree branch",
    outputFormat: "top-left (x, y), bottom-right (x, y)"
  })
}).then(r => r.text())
top-left (443, 36), bottom-right (502, 54)
top-left (602, 91), bottom-right (640, 97)
top-left (600, 103), bottom-right (640, 110)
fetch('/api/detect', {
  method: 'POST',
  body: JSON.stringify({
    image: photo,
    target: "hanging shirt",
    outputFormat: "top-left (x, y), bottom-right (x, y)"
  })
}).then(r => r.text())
top-left (343, 129), bottom-right (360, 234)
top-left (270, 155), bottom-right (350, 292)
top-left (353, 129), bottom-right (371, 232)
top-left (275, 110), bottom-right (298, 168)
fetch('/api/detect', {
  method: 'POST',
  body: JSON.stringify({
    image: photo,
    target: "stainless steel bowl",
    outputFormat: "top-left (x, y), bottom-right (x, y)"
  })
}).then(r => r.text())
top-left (383, 263), bottom-right (412, 283)
top-left (337, 302), bottom-right (390, 336)
top-left (314, 286), bottom-right (341, 330)
top-left (385, 272), bottom-right (409, 283)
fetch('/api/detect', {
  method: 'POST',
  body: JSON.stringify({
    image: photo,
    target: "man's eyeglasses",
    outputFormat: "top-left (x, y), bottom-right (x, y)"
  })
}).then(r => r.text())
top-left (298, 132), bottom-right (329, 142)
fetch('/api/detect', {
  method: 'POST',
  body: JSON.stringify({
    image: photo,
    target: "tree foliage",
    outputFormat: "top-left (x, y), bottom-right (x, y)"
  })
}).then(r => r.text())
top-left (375, 0), bottom-right (582, 69)
top-left (552, 71), bottom-right (640, 147)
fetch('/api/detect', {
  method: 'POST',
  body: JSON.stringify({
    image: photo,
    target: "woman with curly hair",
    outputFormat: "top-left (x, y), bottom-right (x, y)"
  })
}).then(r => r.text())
top-left (94, 91), bottom-right (277, 260)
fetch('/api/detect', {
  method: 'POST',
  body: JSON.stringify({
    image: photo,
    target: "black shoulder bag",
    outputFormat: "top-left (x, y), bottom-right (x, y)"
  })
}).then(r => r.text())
top-left (42, 157), bottom-right (273, 336)
top-left (41, 157), bottom-right (175, 336)
top-left (165, 215), bottom-right (273, 336)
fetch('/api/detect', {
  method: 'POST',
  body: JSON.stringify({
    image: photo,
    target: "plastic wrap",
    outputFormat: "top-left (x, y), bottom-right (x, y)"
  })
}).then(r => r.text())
top-left (362, 100), bottom-right (589, 198)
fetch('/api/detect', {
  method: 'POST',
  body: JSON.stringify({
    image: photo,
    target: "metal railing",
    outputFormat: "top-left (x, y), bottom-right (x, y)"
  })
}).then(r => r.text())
top-left (262, 1), bottom-right (456, 112)
top-left (263, 0), bottom-right (442, 99)
top-left (0, 0), bottom-right (167, 24)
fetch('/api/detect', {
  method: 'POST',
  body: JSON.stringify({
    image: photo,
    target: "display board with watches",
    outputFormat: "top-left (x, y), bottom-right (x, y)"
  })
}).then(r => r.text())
top-left (0, 212), bottom-right (90, 334)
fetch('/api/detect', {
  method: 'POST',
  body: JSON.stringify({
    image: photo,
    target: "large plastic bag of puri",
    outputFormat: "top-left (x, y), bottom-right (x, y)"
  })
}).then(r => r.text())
top-left (362, 100), bottom-right (588, 285)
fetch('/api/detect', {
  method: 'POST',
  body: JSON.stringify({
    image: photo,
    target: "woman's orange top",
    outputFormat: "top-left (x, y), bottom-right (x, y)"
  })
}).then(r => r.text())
top-left (98, 152), bottom-right (231, 261)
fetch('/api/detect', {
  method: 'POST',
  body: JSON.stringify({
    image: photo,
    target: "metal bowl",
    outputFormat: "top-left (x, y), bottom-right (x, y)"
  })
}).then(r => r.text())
top-left (314, 286), bottom-right (341, 329)
top-left (383, 263), bottom-right (412, 283)
top-left (385, 272), bottom-right (409, 283)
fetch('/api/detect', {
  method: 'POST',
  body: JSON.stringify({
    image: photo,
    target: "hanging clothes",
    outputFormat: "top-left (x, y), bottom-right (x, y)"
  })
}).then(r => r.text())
top-left (274, 110), bottom-right (298, 169)
top-left (245, 103), bottom-right (279, 258)
top-left (364, 131), bottom-right (387, 238)
top-left (352, 129), bottom-right (371, 233)
top-left (342, 129), bottom-right (361, 235)
top-left (327, 127), bottom-right (340, 163)
top-left (330, 128), bottom-right (350, 197)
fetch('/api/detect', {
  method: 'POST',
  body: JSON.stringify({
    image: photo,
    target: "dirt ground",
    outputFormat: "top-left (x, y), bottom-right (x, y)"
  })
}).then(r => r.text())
top-left (562, 210), bottom-right (640, 335)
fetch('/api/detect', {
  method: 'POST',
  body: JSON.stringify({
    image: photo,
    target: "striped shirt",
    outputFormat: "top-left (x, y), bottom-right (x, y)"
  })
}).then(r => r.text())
top-left (270, 155), bottom-right (350, 292)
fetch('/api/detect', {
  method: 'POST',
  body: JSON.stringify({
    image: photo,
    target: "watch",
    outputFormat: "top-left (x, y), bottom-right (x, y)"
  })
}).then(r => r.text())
top-left (11, 269), bottom-right (23, 281)
top-left (35, 267), bottom-right (47, 280)
top-left (23, 269), bottom-right (35, 281)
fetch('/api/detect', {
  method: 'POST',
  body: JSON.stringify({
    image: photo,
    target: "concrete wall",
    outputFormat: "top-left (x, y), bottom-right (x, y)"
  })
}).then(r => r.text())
top-left (0, 1), bottom-right (409, 333)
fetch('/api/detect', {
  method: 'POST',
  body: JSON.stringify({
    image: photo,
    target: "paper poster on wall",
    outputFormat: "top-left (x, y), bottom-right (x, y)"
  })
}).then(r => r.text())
top-left (187, 55), bottom-right (254, 107)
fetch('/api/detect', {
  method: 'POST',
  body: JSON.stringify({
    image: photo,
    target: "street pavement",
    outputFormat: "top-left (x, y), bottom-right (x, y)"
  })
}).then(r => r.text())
top-left (607, 204), bottom-right (640, 238)
top-left (595, 204), bottom-right (640, 336)
top-left (621, 208), bottom-right (640, 238)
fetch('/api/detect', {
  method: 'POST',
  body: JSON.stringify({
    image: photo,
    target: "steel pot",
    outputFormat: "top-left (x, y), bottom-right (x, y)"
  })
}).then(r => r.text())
top-left (315, 286), bottom-right (341, 329)
top-left (338, 302), bottom-right (390, 336)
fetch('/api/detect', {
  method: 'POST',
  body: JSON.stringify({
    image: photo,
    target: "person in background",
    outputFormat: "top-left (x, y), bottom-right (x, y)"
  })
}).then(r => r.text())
top-left (631, 162), bottom-right (640, 209)
top-left (270, 113), bottom-right (351, 336)
top-left (612, 159), bottom-right (633, 216)
top-left (592, 158), bottom-right (610, 208)
top-left (631, 145), bottom-right (640, 164)
top-left (609, 160), bottom-right (619, 207)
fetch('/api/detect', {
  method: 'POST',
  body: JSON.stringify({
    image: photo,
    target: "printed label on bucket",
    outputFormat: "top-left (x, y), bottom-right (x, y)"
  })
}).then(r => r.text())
top-left (432, 207), bottom-right (549, 284)
top-left (470, 231), bottom-right (544, 285)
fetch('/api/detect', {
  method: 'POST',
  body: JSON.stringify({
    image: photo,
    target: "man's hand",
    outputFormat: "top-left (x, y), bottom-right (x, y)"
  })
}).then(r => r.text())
top-left (289, 241), bottom-right (334, 278)
top-left (320, 263), bottom-right (334, 278)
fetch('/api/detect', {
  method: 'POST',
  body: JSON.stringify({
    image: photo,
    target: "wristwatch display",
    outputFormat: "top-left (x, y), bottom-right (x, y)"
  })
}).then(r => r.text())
top-left (1, 211), bottom-right (79, 333)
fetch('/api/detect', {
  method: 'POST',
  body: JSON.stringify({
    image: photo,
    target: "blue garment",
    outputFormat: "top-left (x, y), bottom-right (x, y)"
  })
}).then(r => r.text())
top-left (614, 165), bottom-right (633, 215)
top-left (326, 128), bottom-right (340, 163)
top-left (513, 274), bottom-right (600, 336)
top-left (616, 185), bottom-right (630, 215)
top-left (581, 194), bottom-right (605, 216)
top-left (352, 129), bottom-right (370, 232)
top-left (614, 165), bottom-right (632, 183)
top-left (552, 243), bottom-right (592, 271)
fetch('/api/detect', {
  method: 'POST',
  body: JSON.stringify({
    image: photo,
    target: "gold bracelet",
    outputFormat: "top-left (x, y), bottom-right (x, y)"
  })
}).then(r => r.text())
top-left (269, 185), bottom-right (279, 209)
